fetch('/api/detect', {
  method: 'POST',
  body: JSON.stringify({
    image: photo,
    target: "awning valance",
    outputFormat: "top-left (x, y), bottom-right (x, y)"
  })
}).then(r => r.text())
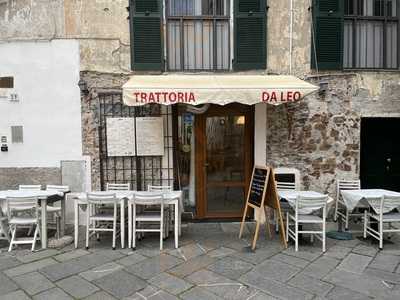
top-left (122, 75), bottom-right (318, 106)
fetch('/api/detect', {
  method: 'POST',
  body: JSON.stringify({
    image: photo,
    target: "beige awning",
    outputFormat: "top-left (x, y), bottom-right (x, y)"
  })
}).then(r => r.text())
top-left (122, 74), bottom-right (318, 106)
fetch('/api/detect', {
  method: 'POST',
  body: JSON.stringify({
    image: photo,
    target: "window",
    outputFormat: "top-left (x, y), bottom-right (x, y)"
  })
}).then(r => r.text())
top-left (312, 0), bottom-right (399, 70)
top-left (129, 0), bottom-right (267, 72)
top-left (167, 0), bottom-right (231, 71)
top-left (344, 0), bottom-right (398, 69)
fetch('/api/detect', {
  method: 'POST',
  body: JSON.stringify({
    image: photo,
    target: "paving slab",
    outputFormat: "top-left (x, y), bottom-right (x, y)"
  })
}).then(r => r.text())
top-left (4, 258), bottom-right (57, 277)
top-left (167, 254), bottom-right (215, 278)
top-left (16, 250), bottom-right (59, 263)
top-left (207, 247), bottom-right (237, 258)
top-left (364, 267), bottom-right (400, 284)
top-left (252, 259), bottom-right (301, 282)
top-left (32, 287), bottom-right (73, 300)
top-left (369, 253), bottom-right (400, 273)
top-left (82, 291), bottom-right (117, 300)
top-left (169, 243), bottom-right (206, 261)
top-left (185, 269), bottom-right (259, 300)
top-left (271, 253), bottom-right (310, 268)
top-left (352, 243), bottom-right (379, 257)
top-left (337, 253), bottom-right (373, 274)
top-left (325, 286), bottom-right (373, 300)
top-left (0, 272), bottom-right (19, 295)
top-left (53, 249), bottom-right (90, 262)
top-left (93, 270), bottom-right (147, 299)
top-left (301, 256), bottom-right (340, 279)
top-left (79, 262), bottom-right (123, 282)
top-left (324, 245), bottom-right (353, 259)
top-left (282, 246), bottom-right (322, 261)
top-left (0, 290), bottom-right (31, 300)
top-left (129, 285), bottom-right (179, 300)
top-left (0, 255), bottom-right (21, 270)
top-left (125, 254), bottom-right (183, 279)
top-left (13, 271), bottom-right (55, 296)
top-left (148, 272), bottom-right (193, 295)
top-left (114, 252), bottom-right (147, 266)
top-left (239, 270), bottom-right (314, 300)
top-left (56, 275), bottom-right (99, 298)
top-left (180, 287), bottom-right (223, 300)
top-left (231, 245), bottom-right (281, 265)
top-left (288, 273), bottom-right (334, 296)
top-left (206, 256), bottom-right (254, 280)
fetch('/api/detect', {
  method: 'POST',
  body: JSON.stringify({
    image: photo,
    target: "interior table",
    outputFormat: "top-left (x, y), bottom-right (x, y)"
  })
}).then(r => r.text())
top-left (0, 189), bottom-right (65, 249)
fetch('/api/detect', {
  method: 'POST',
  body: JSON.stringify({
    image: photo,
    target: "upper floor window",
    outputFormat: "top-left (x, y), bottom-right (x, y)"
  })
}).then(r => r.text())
top-left (312, 0), bottom-right (399, 70)
top-left (129, 0), bottom-right (267, 72)
top-left (167, 0), bottom-right (230, 71)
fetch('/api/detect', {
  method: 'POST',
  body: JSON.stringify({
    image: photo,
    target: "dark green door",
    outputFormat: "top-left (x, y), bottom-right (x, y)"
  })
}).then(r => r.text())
top-left (360, 118), bottom-right (400, 192)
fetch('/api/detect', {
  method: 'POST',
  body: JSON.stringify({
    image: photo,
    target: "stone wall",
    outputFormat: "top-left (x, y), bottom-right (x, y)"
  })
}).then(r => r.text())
top-left (0, 167), bottom-right (61, 189)
top-left (266, 73), bottom-right (400, 195)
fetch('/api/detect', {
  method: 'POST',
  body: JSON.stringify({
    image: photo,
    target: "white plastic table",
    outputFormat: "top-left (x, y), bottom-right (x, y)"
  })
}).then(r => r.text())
top-left (341, 189), bottom-right (400, 213)
top-left (71, 191), bottom-right (183, 249)
top-left (278, 190), bottom-right (334, 214)
top-left (0, 190), bottom-right (65, 249)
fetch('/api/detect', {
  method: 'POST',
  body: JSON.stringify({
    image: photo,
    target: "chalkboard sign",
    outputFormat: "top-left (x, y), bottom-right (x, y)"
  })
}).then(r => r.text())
top-left (248, 167), bottom-right (268, 207)
top-left (239, 165), bottom-right (287, 250)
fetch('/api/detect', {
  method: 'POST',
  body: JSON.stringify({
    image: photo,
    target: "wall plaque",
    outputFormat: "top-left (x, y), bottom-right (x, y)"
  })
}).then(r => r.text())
top-left (106, 117), bottom-right (136, 156)
top-left (136, 117), bottom-right (164, 156)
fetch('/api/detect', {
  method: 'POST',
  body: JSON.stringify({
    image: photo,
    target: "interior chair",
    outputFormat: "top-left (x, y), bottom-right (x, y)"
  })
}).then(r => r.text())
top-left (334, 180), bottom-right (362, 230)
top-left (130, 193), bottom-right (166, 250)
top-left (7, 196), bottom-right (40, 251)
top-left (364, 195), bottom-right (400, 249)
top-left (274, 168), bottom-right (300, 232)
top-left (286, 194), bottom-right (328, 252)
top-left (86, 192), bottom-right (118, 250)
top-left (45, 185), bottom-right (70, 238)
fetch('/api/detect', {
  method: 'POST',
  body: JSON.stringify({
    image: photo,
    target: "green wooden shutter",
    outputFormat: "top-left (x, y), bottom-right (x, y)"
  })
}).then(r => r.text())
top-left (234, 0), bottom-right (267, 70)
top-left (130, 0), bottom-right (163, 71)
top-left (311, 0), bottom-right (344, 70)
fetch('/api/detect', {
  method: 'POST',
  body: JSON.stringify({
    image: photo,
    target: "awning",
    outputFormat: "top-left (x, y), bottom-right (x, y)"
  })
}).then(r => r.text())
top-left (122, 74), bottom-right (318, 106)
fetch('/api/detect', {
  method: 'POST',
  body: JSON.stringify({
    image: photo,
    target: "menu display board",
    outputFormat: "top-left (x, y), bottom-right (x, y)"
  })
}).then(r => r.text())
top-left (136, 117), bottom-right (164, 156)
top-left (248, 168), bottom-right (268, 207)
top-left (239, 166), bottom-right (287, 250)
top-left (106, 118), bottom-right (136, 156)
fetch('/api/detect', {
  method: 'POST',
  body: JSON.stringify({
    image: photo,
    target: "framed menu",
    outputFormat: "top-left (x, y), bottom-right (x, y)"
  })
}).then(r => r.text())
top-left (136, 117), bottom-right (164, 156)
top-left (106, 117), bottom-right (136, 156)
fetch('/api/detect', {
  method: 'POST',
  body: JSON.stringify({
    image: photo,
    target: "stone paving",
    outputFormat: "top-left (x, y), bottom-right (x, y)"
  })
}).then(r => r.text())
top-left (1, 222), bottom-right (400, 299)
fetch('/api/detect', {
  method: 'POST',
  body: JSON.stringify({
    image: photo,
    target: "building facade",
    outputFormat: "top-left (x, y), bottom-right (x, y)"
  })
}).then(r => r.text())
top-left (0, 0), bottom-right (399, 220)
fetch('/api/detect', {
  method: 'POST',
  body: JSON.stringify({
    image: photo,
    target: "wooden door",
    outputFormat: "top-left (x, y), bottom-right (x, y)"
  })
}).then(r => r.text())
top-left (195, 104), bottom-right (254, 218)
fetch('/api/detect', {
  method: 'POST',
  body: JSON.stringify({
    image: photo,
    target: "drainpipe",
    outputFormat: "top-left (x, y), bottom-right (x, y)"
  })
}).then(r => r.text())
top-left (289, 0), bottom-right (294, 74)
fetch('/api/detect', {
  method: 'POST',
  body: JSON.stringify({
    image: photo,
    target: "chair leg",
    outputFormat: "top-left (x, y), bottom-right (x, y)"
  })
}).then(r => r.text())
top-left (8, 226), bottom-right (16, 252)
top-left (132, 205), bottom-right (136, 250)
top-left (310, 233), bottom-right (314, 243)
top-left (286, 212), bottom-right (289, 242)
top-left (32, 224), bottom-right (39, 251)
top-left (112, 206), bottom-right (117, 250)
top-left (295, 220), bottom-right (298, 252)
top-left (322, 222), bottom-right (326, 253)
top-left (379, 218), bottom-right (383, 250)
top-left (128, 204), bottom-right (132, 249)
top-left (85, 207), bottom-right (90, 250)
top-left (55, 215), bottom-right (61, 239)
top-left (363, 211), bottom-right (367, 239)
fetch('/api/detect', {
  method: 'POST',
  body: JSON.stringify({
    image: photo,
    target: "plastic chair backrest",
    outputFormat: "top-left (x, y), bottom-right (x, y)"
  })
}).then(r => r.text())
top-left (19, 185), bottom-right (41, 191)
top-left (106, 183), bottom-right (130, 191)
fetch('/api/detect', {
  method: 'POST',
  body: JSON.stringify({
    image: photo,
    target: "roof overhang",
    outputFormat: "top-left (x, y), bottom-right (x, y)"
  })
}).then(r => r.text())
top-left (122, 74), bottom-right (318, 106)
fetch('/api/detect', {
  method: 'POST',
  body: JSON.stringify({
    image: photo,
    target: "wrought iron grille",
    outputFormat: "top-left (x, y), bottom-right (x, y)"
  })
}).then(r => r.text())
top-left (98, 93), bottom-right (176, 191)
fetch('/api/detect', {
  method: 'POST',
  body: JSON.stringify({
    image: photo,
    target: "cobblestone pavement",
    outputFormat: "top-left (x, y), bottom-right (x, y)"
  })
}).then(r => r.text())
top-left (1, 222), bottom-right (400, 299)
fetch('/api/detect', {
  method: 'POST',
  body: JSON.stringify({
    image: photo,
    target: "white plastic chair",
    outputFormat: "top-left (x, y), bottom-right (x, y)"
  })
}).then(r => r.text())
top-left (106, 183), bottom-right (130, 191)
top-left (275, 181), bottom-right (297, 232)
top-left (86, 192), bottom-right (118, 250)
top-left (129, 193), bottom-right (166, 250)
top-left (334, 180), bottom-right (361, 230)
top-left (19, 185), bottom-right (41, 190)
top-left (364, 195), bottom-right (400, 249)
top-left (148, 185), bottom-right (172, 236)
top-left (46, 185), bottom-right (69, 238)
top-left (7, 196), bottom-right (40, 251)
top-left (286, 195), bottom-right (328, 252)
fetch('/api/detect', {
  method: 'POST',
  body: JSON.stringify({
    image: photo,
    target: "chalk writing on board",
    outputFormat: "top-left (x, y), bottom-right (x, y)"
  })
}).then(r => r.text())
top-left (248, 168), bottom-right (268, 207)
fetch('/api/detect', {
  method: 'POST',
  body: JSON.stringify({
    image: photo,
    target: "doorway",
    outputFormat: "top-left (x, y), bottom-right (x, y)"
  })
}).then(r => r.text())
top-left (360, 118), bottom-right (400, 192)
top-left (195, 104), bottom-right (254, 218)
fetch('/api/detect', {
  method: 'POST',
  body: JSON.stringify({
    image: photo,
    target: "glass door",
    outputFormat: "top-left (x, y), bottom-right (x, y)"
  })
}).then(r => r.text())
top-left (195, 104), bottom-right (253, 218)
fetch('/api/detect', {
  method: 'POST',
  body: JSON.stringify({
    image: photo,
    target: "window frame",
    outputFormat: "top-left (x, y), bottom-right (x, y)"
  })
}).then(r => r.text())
top-left (166, 0), bottom-right (232, 72)
top-left (343, 0), bottom-right (400, 70)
